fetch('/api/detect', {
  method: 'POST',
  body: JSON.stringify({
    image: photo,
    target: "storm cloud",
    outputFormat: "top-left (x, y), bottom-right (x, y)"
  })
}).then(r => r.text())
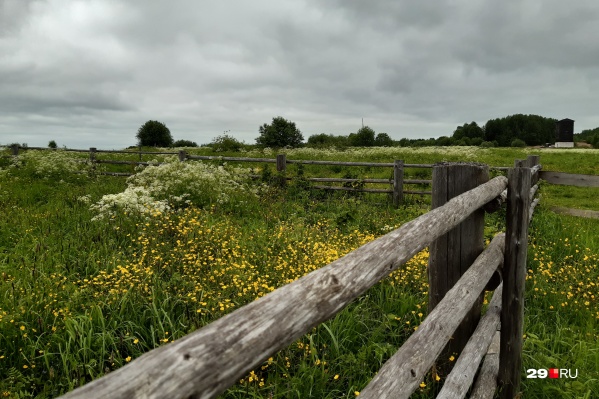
top-left (1, 0), bottom-right (598, 148)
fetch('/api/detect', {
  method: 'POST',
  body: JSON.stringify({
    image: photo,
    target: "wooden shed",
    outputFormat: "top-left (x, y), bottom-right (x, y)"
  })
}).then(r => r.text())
top-left (555, 118), bottom-right (574, 148)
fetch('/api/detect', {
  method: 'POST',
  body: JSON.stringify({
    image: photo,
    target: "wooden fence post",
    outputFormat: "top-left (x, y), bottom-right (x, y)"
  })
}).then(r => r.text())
top-left (526, 155), bottom-right (540, 186)
top-left (89, 148), bottom-right (97, 174)
top-left (428, 163), bottom-right (489, 375)
top-left (276, 154), bottom-right (286, 172)
top-left (11, 144), bottom-right (19, 156)
top-left (393, 160), bottom-right (404, 208)
top-left (178, 150), bottom-right (186, 162)
top-left (499, 166), bottom-right (531, 399)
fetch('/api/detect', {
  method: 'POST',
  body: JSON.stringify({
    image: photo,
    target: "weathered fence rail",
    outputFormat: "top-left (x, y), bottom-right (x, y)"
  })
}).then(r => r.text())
top-left (52, 155), bottom-right (544, 399)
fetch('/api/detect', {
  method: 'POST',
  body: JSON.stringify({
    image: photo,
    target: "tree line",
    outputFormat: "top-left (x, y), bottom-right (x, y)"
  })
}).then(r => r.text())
top-left (88, 114), bottom-right (596, 152)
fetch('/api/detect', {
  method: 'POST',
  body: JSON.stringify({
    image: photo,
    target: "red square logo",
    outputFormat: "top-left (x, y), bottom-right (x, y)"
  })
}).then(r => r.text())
top-left (549, 368), bottom-right (559, 379)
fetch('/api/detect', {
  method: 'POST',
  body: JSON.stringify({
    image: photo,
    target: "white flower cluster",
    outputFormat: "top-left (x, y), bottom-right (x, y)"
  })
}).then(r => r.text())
top-left (90, 186), bottom-right (170, 221)
top-left (16, 150), bottom-right (89, 178)
top-left (90, 160), bottom-right (257, 220)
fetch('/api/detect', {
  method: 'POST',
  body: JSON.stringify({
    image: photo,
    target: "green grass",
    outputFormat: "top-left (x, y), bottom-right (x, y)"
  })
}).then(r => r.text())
top-left (0, 146), bottom-right (597, 398)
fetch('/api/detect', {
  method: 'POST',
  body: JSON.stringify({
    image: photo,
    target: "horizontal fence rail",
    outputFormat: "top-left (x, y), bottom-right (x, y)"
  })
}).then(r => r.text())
top-left (358, 233), bottom-right (506, 399)
top-left (58, 175), bottom-right (508, 399)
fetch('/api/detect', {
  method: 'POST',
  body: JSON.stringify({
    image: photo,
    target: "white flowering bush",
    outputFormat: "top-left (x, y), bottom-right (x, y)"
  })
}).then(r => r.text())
top-left (90, 160), bottom-right (259, 220)
top-left (13, 150), bottom-right (90, 178)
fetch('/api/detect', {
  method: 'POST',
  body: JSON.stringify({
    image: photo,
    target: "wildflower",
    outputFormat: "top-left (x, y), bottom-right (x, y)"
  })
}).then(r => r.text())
top-left (125, 356), bottom-right (132, 362)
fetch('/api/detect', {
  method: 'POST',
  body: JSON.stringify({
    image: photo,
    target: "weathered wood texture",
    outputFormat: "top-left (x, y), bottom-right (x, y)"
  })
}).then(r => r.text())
top-left (526, 155), bottom-right (540, 185)
top-left (311, 185), bottom-right (393, 193)
top-left (549, 206), bottom-right (599, 219)
top-left (428, 163), bottom-right (489, 371)
top-left (539, 171), bottom-right (599, 187)
top-left (358, 233), bottom-right (505, 399)
top-left (403, 190), bottom-right (432, 195)
top-left (188, 155), bottom-right (277, 163)
top-left (95, 160), bottom-right (162, 166)
top-left (58, 176), bottom-right (507, 399)
top-left (470, 331), bottom-right (501, 399)
top-left (11, 144), bottom-right (19, 155)
top-left (499, 167), bottom-right (531, 399)
top-left (276, 154), bottom-right (286, 172)
top-left (436, 284), bottom-right (503, 399)
top-left (529, 198), bottom-right (540, 223)
top-left (178, 150), bottom-right (186, 162)
top-left (393, 160), bottom-right (404, 207)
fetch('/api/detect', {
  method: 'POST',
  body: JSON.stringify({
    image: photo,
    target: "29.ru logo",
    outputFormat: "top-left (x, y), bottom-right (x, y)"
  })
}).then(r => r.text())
top-left (526, 369), bottom-right (578, 379)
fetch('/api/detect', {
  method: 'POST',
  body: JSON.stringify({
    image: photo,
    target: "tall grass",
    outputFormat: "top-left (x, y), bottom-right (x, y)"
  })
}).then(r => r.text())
top-left (0, 147), bottom-right (597, 398)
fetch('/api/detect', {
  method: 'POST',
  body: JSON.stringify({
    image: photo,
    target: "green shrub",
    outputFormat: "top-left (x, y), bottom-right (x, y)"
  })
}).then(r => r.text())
top-left (511, 138), bottom-right (527, 148)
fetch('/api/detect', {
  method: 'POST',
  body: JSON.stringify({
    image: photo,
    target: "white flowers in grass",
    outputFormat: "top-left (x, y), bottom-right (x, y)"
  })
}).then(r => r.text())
top-left (13, 150), bottom-right (89, 177)
top-left (90, 160), bottom-right (257, 220)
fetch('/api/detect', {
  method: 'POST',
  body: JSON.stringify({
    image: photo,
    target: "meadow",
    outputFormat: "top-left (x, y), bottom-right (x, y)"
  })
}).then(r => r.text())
top-left (0, 146), bottom-right (597, 398)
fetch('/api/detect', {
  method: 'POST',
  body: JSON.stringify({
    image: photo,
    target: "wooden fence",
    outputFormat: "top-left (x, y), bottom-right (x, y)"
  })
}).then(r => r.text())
top-left (9, 145), bottom-right (434, 207)
top-left (47, 155), bottom-right (543, 399)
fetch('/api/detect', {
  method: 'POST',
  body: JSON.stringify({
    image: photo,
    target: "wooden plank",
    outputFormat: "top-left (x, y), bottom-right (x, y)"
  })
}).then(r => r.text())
top-left (393, 160), bottom-right (404, 207)
top-left (470, 331), bottom-right (501, 399)
top-left (550, 206), bottom-right (599, 219)
top-left (276, 154), bottom-right (286, 172)
top-left (428, 164), bottom-right (489, 375)
top-left (188, 155), bottom-right (277, 163)
top-left (286, 159), bottom-right (394, 167)
top-left (436, 284), bottom-right (503, 399)
top-left (529, 198), bottom-right (540, 223)
top-left (95, 160), bottom-right (161, 166)
top-left (499, 167), bottom-right (531, 399)
top-left (308, 178), bottom-right (391, 183)
top-left (358, 234), bottom-right (506, 399)
top-left (403, 190), bottom-right (432, 195)
top-left (539, 171), bottom-right (599, 187)
top-left (311, 185), bottom-right (393, 193)
top-left (58, 176), bottom-right (507, 399)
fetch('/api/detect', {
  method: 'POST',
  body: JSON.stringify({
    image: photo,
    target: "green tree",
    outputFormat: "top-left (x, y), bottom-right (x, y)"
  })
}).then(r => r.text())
top-left (511, 138), bottom-right (526, 147)
top-left (307, 133), bottom-right (349, 148)
top-left (210, 134), bottom-right (244, 152)
top-left (453, 122), bottom-right (484, 140)
top-left (374, 133), bottom-right (393, 146)
top-left (48, 140), bottom-right (57, 149)
top-left (256, 117), bottom-right (303, 148)
top-left (173, 139), bottom-right (198, 147)
top-left (348, 126), bottom-right (376, 147)
top-left (136, 120), bottom-right (174, 147)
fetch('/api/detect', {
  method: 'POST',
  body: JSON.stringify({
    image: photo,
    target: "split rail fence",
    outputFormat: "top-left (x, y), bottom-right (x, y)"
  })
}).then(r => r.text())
top-left (9, 145), bottom-right (434, 207)
top-left (48, 154), bottom-right (543, 399)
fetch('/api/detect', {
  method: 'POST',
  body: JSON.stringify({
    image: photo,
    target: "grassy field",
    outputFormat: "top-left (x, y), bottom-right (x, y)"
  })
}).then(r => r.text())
top-left (0, 146), bottom-right (597, 398)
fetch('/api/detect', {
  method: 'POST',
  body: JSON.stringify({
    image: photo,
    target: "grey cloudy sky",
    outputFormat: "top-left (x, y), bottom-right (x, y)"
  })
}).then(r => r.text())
top-left (1, 0), bottom-right (598, 149)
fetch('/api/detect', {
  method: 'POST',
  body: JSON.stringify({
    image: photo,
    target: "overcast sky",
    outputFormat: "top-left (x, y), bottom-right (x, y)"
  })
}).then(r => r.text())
top-left (1, 0), bottom-right (598, 149)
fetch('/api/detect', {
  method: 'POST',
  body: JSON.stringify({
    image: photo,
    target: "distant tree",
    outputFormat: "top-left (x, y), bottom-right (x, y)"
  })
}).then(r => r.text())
top-left (374, 133), bottom-right (393, 146)
top-left (470, 137), bottom-right (484, 146)
top-left (172, 139), bottom-right (198, 147)
top-left (210, 134), bottom-right (244, 152)
top-left (484, 114), bottom-right (556, 146)
top-left (453, 122), bottom-right (484, 140)
top-left (348, 126), bottom-right (376, 147)
top-left (136, 120), bottom-right (173, 147)
top-left (256, 117), bottom-right (303, 148)
top-left (436, 136), bottom-right (452, 146)
top-left (511, 138), bottom-right (526, 148)
top-left (48, 140), bottom-right (57, 149)
top-left (480, 141), bottom-right (495, 148)
top-left (307, 133), bottom-right (349, 148)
